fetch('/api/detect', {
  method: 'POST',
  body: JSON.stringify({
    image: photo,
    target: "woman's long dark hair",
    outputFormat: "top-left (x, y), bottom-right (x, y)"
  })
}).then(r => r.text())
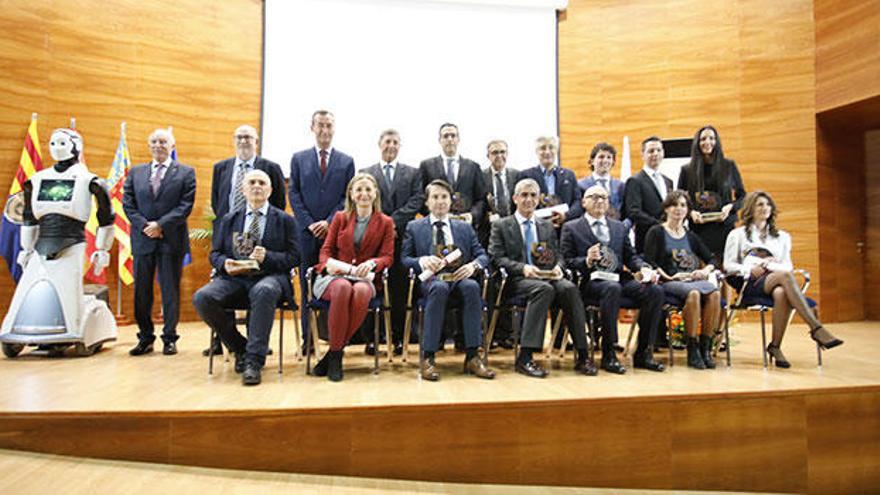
top-left (686, 125), bottom-right (733, 195)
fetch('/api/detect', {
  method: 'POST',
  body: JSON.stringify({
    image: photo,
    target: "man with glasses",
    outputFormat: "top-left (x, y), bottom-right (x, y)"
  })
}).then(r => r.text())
top-left (561, 185), bottom-right (665, 374)
top-left (515, 136), bottom-right (582, 230)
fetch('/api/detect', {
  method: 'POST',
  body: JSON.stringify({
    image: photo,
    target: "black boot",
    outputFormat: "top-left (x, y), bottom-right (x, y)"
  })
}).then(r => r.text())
top-left (312, 352), bottom-right (329, 377)
top-left (686, 337), bottom-right (706, 370)
top-left (328, 350), bottom-right (344, 382)
top-left (699, 335), bottom-right (716, 369)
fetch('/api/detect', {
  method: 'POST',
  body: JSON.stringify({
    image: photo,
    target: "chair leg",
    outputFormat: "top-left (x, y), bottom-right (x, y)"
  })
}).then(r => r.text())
top-left (545, 313), bottom-right (561, 359)
top-left (554, 312), bottom-right (566, 359)
top-left (623, 316), bottom-right (637, 358)
top-left (484, 306), bottom-right (500, 360)
top-left (666, 311), bottom-right (674, 367)
top-left (760, 310), bottom-right (768, 369)
top-left (278, 308), bottom-right (284, 374)
top-left (373, 308), bottom-right (380, 374)
top-left (208, 328), bottom-right (216, 375)
top-left (585, 310), bottom-right (596, 362)
top-left (384, 307), bottom-right (393, 364)
top-left (293, 309), bottom-right (303, 362)
top-left (306, 309), bottom-right (320, 375)
top-left (512, 308), bottom-right (521, 360)
top-left (724, 308), bottom-right (732, 367)
top-left (417, 308), bottom-right (425, 380)
top-left (402, 308), bottom-right (413, 364)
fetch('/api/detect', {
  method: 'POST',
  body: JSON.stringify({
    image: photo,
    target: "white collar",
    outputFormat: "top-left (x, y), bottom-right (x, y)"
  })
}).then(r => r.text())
top-left (151, 157), bottom-right (172, 168)
top-left (585, 212), bottom-right (607, 226)
top-left (429, 214), bottom-right (449, 225)
top-left (247, 202), bottom-right (269, 216)
top-left (514, 211), bottom-right (535, 224)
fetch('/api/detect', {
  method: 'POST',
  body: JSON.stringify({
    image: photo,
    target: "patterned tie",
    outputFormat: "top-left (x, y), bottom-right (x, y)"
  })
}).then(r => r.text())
top-left (652, 171), bottom-right (667, 200)
top-left (434, 221), bottom-right (446, 247)
top-left (495, 173), bottom-right (510, 216)
top-left (593, 220), bottom-right (609, 244)
top-left (248, 209), bottom-right (263, 243)
top-left (384, 164), bottom-right (393, 187)
top-left (150, 164), bottom-right (165, 195)
top-left (232, 162), bottom-right (247, 213)
top-left (320, 150), bottom-right (328, 176)
top-left (523, 219), bottom-right (534, 265)
top-left (445, 158), bottom-right (455, 184)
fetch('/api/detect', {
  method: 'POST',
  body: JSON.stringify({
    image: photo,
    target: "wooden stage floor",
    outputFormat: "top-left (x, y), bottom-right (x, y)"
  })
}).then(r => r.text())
top-left (0, 320), bottom-right (876, 414)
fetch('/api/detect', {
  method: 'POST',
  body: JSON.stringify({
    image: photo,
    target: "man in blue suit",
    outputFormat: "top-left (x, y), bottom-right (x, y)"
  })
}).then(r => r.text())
top-left (193, 170), bottom-right (299, 386)
top-left (123, 128), bottom-right (196, 356)
top-left (560, 185), bottom-right (665, 374)
top-left (401, 180), bottom-right (495, 381)
top-left (515, 136), bottom-right (583, 230)
top-left (288, 110), bottom-right (355, 347)
top-left (577, 142), bottom-right (627, 225)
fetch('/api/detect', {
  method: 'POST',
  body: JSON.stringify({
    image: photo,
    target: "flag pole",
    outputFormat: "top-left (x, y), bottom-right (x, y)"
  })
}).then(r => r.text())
top-left (116, 121), bottom-right (126, 318)
top-left (70, 117), bottom-right (76, 129)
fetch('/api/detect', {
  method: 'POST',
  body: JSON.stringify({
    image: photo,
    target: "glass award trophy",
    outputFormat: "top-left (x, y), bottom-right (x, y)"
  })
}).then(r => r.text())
top-left (435, 244), bottom-right (463, 282)
top-left (590, 244), bottom-right (620, 282)
top-left (229, 231), bottom-right (260, 272)
top-left (530, 242), bottom-right (561, 280)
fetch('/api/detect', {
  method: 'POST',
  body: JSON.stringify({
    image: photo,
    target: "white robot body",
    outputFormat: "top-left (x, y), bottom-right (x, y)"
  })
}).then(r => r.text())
top-left (28, 163), bottom-right (95, 222)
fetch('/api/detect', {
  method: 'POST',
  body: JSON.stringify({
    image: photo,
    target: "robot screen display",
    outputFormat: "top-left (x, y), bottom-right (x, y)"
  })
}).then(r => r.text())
top-left (37, 180), bottom-right (75, 202)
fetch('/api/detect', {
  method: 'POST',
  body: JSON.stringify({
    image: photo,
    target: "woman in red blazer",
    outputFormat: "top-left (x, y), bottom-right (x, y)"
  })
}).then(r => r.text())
top-left (311, 173), bottom-right (395, 381)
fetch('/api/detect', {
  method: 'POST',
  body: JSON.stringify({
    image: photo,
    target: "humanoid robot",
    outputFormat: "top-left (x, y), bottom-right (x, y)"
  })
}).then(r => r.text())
top-left (0, 128), bottom-right (118, 357)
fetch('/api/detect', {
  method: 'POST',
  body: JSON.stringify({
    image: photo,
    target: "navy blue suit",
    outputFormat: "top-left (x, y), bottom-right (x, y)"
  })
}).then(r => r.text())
top-left (288, 147), bottom-right (355, 339)
top-left (210, 157), bottom-right (286, 222)
top-left (192, 205), bottom-right (299, 366)
top-left (578, 175), bottom-right (627, 223)
top-left (560, 215), bottom-right (663, 357)
top-left (516, 165), bottom-right (584, 223)
top-left (401, 217), bottom-right (488, 353)
top-left (122, 160), bottom-right (196, 344)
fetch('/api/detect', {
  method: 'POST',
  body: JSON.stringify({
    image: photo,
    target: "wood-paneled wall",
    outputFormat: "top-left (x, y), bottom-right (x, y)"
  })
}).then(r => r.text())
top-left (867, 130), bottom-right (880, 320)
top-left (0, 0), bottom-right (263, 321)
top-left (558, 0), bottom-right (821, 301)
top-left (814, 0), bottom-right (880, 112)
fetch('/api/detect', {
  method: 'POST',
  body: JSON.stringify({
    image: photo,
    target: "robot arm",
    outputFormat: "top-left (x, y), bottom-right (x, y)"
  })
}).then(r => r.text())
top-left (89, 224), bottom-right (113, 276)
top-left (17, 224), bottom-right (38, 268)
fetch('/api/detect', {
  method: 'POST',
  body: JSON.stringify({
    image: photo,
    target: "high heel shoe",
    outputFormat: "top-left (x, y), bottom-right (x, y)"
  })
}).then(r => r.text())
top-left (766, 344), bottom-right (791, 368)
top-left (810, 326), bottom-right (843, 350)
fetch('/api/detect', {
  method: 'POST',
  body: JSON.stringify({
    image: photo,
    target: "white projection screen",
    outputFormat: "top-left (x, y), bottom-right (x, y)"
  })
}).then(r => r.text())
top-left (262, 0), bottom-right (566, 176)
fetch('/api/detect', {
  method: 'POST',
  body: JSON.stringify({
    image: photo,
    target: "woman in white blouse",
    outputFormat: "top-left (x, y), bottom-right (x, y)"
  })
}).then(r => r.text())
top-left (724, 191), bottom-right (842, 368)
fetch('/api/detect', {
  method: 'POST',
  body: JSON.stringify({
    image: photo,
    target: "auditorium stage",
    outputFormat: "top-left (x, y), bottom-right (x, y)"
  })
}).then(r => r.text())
top-left (0, 320), bottom-right (877, 494)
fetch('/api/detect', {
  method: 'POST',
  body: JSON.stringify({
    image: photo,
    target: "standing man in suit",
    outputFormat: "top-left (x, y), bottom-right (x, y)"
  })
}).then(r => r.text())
top-left (289, 110), bottom-right (355, 346)
top-left (624, 136), bottom-right (673, 253)
top-left (401, 180), bottom-right (495, 381)
top-left (578, 142), bottom-right (627, 223)
top-left (193, 169), bottom-right (299, 386)
top-left (560, 185), bottom-right (665, 374)
top-left (516, 136), bottom-right (582, 230)
top-left (204, 124), bottom-right (287, 356)
top-left (123, 128), bottom-right (196, 356)
top-left (419, 123), bottom-right (487, 230)
top-left (489, 178), bottom-right (595, 378)
top-left (362, 129), bottom-right (423, 355)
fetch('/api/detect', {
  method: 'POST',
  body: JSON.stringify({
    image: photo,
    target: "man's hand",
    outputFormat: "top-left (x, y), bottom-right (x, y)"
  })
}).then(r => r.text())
top-left (719, 204), bottom-right (733, 221)
top-left (550, 210), bottom-right (565, 227)
top-left (249, 246), bottom-right (266, 264)
top-left (224, 259), bottom-right (248, 276)
top-left (143, 221), bottom-right (163, 238)
top-left (551, 265), bottom-right (563, 280)
top-left (690, 210), bottom-right (703, 225)
top-left (354, 260), bottom-right (374, 278)
top-left (523, 264), bottom-right (540, 278)
top-left (420, 255), bottom-right (444, 273)
top-left (586, 243), bottom-right (602, 266)
top-left (451, 262), bottom-right (477, 282)
top-left (489, 213), bottom-right (501, 223)
top-left (309, 220), bottom-right (329, 239)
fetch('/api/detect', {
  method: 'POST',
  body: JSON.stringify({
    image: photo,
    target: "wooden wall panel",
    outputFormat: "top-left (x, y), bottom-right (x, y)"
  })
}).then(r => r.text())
top-left (867, 130), bottom-right (880, 320)
top-left (0, 0), bottom-right (263, 322)
top-left (814, 0), bottom-right (880, 112)
top-left (559, 0), bottom-right (821, 305)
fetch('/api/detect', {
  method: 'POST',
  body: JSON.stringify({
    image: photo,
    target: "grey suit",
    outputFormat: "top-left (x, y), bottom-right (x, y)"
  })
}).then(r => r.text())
top-left (488, 215), bottom-right (587, 351)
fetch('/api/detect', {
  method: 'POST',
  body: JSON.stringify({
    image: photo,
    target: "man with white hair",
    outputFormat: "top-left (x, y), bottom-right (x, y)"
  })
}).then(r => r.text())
top-left (123, 128), bottom-right (196, 357)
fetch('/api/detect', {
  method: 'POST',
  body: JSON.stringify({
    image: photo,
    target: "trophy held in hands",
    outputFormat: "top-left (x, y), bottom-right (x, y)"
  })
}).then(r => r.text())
top-left (229, 231), bottom-right (260, 273)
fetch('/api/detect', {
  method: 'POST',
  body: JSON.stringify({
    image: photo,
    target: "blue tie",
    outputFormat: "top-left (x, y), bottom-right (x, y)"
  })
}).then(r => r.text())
top-left (523, 219), bottom-right (534, 265)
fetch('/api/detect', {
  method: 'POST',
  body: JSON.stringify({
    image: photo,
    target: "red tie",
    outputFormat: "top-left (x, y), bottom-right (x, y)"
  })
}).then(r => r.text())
top-left (320, 150), bottom-right (328, 176)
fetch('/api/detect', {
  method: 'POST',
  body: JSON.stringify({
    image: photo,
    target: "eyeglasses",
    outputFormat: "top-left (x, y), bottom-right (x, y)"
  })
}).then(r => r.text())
top-left (235, 135), bottom-right (256, 141)
top-left (585, 194), bottom-right (609, 201)
top-left (489, 150), bottom-right (507, 155)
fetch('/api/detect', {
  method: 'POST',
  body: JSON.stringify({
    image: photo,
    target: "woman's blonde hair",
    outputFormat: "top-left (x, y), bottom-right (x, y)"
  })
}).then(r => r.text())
top-left (344, 172), bottom-right (382, 213)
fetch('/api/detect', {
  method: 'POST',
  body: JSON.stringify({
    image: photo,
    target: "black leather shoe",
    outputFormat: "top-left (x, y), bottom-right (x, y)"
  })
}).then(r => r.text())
top-left (129, 341), bottom-right (153, 356)
top-left (242, 362), bottom-right (261, 386)
top-left (633, 353), bottom-right (665, 372)
top-left (574, 359), bottom-right (598, 376)
top-left (162, 341), bottom-right (177, 355)
top-left (312, 353), bottom-right (329, 376)
top-left (234, 352), bottom-right (246, 374)
top-left (364, 342), bottom-right (376, 356)
top-left (202, 342), bottom-right (223, 357)
top-left (601, 355), bottom-right (627, 374)
top-left (498, 338), bottom-right (515, 350)
top-left (515, 359), bottom-right (548, 378)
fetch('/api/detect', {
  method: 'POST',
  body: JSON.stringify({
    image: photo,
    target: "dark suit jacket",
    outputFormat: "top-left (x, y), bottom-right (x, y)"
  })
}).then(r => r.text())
top-left (516, 165), bottom-right (583, 222)
top-left (482, 166), bottom-right (519, 217)
top-left (578, 175), bottom-right (625, 214)
top-left (624, 169), bottom-right (674, 253)
top-left (313, 210), bottom-right (395, 291)
top-left (400, 217), bottom-right (488, 275)
top-left (560, 215), bottom-right (647, 280)
top-left (288, 147), bottom-right (355, 235)
top-left (210, 205), bottom-right (300, 298)
top-left (122, 160), bottom-right (196, 256)
top-left (488, 214), bottom-right (559, 281)
top-left (419, 156), bottom-right (486, 227)
top-left (210, 156), bottom-right (286, 221)
top-left (677, 159), bottom-right (746, 229)
top-left (362, 162), bottom-right (422, 240)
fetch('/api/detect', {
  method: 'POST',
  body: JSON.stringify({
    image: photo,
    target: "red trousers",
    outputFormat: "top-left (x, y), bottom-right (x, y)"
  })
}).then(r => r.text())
top-left (322, 278), bottom-right (373, 351)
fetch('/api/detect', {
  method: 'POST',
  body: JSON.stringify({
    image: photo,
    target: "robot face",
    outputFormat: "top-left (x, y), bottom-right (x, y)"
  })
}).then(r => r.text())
top-left (49, 129), bottom-right (83, 162)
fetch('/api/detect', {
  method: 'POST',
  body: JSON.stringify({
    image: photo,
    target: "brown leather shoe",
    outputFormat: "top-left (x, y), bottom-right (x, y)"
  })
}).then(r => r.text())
top-left (420, 357), bottom-right (440, 381)
top-left (464, 355), bottom-right (496, 379)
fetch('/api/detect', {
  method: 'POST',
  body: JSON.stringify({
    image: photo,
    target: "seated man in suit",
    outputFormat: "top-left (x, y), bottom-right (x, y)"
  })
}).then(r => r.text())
top-left (489, 178), bottom-right (596, 378)
top-left (419, 123), bottom-right (487, 230)
top-left (362, 129), bottom-right (423, 355)
top-left (577, 142), bottom-right (627, 223)
top-left (204, 124), bottom-right (287, 356)
top-left (623, 136), bottom-right (673, 253)
top-left (516, 136), bottom-right (582, 230)
top-left (560, 185), bottom-right (665, 374)
top-left (193, 169), bottom-right (300, 386)
top-left (401, 179), bottom-right (495, 381)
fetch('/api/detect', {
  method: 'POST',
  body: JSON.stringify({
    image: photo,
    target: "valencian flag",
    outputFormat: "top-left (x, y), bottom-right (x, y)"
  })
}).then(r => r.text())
top-left (0, 114), bottom-right (45, 283)
top-left (84, 124), bottom-right (134, 284)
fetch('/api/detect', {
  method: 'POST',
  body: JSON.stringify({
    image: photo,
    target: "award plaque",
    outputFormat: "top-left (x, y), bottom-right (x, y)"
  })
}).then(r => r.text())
top-left (435, 244), bottom-right (463, 282)
top-left (449, 192), bottom-right (471, 221)
top-left (590, 244), bottom-right (620, 282)
top-left (229, 231), bottom-right (260, 272)
top-left (539, 193), bottom-right (561, 208)
top-left (530, 242), bottom-right (561, 279)
top-left (695, 191), bottom-right (724, 222)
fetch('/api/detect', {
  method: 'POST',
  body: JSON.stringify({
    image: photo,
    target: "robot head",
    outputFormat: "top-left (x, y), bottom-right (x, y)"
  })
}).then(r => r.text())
top-left (49, 128), bottom-right (84, 162)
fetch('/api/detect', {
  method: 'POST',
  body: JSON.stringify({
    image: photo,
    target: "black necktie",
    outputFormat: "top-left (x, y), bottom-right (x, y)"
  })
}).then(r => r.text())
top-left (434, 220), bottom-right (446, 246)
top-left (495, 173), bottom-right (510, 216)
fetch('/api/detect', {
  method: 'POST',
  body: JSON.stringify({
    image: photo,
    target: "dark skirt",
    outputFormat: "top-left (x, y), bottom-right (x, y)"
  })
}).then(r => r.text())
top-left (662, 280), bottom-right (719, 299)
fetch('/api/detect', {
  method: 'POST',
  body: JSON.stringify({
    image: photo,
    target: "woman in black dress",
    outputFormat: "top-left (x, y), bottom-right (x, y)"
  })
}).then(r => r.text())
top-left (677, 125), bottom-right (746, 265)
